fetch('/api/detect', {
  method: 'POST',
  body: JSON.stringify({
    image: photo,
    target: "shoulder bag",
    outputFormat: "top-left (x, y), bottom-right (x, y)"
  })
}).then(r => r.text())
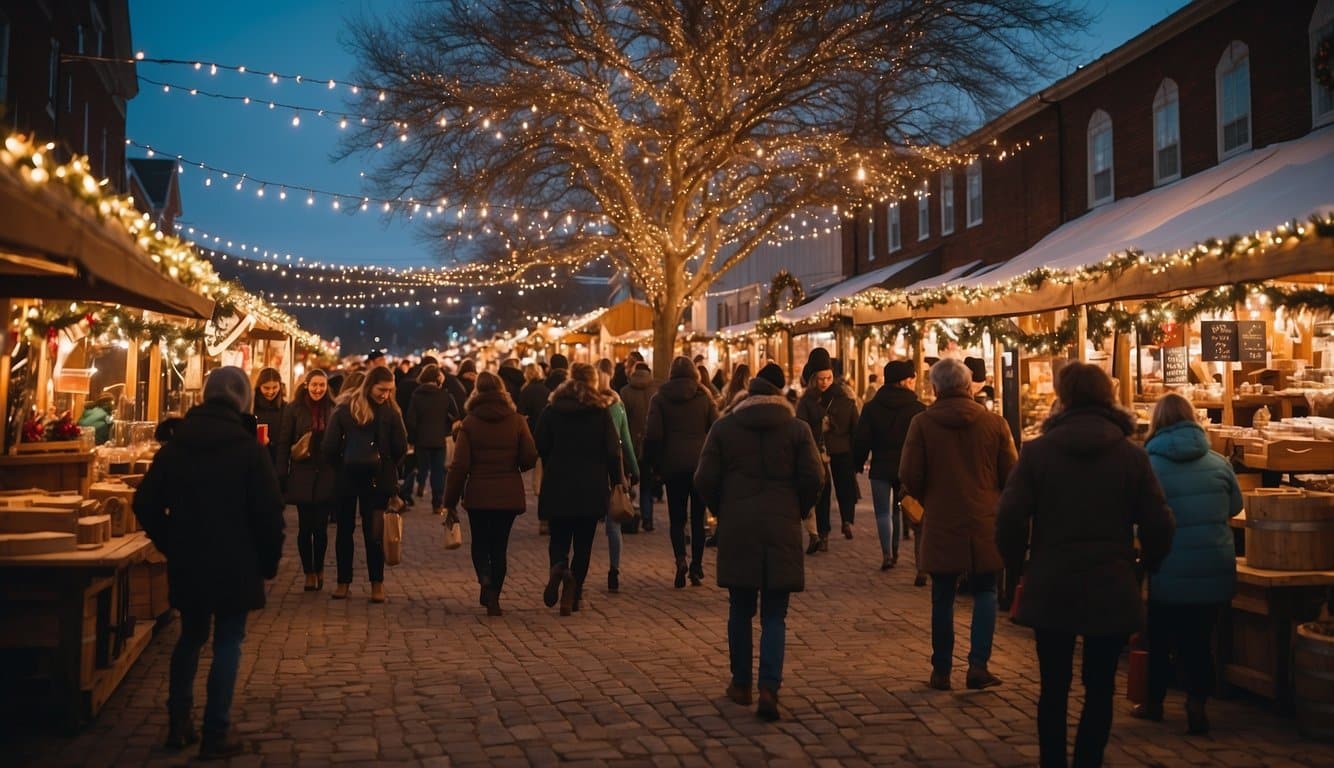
top-left (291, 431), bottom-right (313, 462)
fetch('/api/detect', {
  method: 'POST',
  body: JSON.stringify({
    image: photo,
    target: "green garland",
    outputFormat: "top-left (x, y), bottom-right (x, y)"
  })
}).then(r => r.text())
top-left (23, 302), bottom-right (206, 347)
top-left (762, 270), bottom-right (806, 317)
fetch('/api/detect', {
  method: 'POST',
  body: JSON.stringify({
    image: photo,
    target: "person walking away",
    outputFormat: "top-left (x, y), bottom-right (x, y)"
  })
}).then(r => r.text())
top-left (458, 359), bottom-right (478, 395)
top-left (695, 363), bottom-right (823, 722)
top-left (797, 355), bottom-right (859, 552)
top-left (997, 362), bottom-right (1174, 768)
top-left (322, 366), bottom-right (408, 603)
top-left (498, 358), bottom-right (526, 403)
top-left (722, 364), bottom-right (751, 410)
top-left (853, 360), bottom-right (924, 571)
top-left (620, 362), bottom-right (658, 531)
top-left (444, 372), bottom-right (537, 616)
top-left (599, 369), bottom-right (640, 592)
top-left (644, 357), bottom-right (719, 588)
top-left (1133, 393), bottom-right (1240, 734)
top-left (518, 363), bottom-right (551, 496)
top-left (276, 369), bottom-right (338, 592)
top-left (536, 363), bottom-right (622, 615)
top-left (395, 356), bottom-right (432, 503)
top-left (899, 358), bottom-right (1017, 692)
top-left (405, 364), bottom-right (460, 515)
top-left (252, 367), bottom-right (285, 466)
top-left (133, 366), bottom-right (284, 759)
top-left (863, 374), bottom-right (879, 402)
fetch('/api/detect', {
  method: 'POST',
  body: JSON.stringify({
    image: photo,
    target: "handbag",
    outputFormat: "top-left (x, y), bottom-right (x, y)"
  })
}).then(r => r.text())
top-left (443, 511), bottom-right (463, 550)
top-left (609, 483), bottom-right (636, 524)
top-left (291, 431), bottom-right (313, 462)
top-left (343, 423), bottom-right (381, 467)
top-left (901, 494), bottom-right (925, 526)
top-left (383, 510), bottom-right (404, 566)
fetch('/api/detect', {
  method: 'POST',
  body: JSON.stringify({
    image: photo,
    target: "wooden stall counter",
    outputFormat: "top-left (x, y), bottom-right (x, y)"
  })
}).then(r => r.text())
top-left (1222, 559), bottom-right (1334, 711)
top-left (0, 532), bottom-right (168, 729)
top-left (0, 451), bottom-right (95, 497)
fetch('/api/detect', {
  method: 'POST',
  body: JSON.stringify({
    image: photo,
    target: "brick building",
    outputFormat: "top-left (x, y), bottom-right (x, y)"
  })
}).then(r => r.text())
top-left (0, 0), bottom-right (137, 192)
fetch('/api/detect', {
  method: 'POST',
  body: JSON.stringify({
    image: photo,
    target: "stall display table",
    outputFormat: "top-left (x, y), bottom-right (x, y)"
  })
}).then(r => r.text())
top-left (0, 532), bottom-right (166, 729)
top-left (1221, 559), bottom-right (1334, 711)
top-left (0, 452), bottom-right (96, 497)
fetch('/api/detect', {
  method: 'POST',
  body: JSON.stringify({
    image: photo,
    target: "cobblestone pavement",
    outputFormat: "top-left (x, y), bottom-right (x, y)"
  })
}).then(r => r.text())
top-left (15, 479), bottom-right (1334, 767)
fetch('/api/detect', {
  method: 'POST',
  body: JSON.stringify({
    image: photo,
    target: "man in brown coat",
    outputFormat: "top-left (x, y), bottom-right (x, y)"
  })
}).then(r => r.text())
top-left (899, 358), bottom-right (1018, 692)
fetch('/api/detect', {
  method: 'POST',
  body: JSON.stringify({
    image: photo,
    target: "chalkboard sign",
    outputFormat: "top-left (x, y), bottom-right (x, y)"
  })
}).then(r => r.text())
top-left (1162, 345), bottom-right (1189, 385)
top-left (1201, 321), bottom-right (1238, 362)
top-left (1237, 321), bottom-right (1267, 364)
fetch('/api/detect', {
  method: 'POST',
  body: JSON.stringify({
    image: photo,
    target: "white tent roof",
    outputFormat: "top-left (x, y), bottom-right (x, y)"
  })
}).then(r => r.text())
top-left (776, 253), bottom-right (928, 324)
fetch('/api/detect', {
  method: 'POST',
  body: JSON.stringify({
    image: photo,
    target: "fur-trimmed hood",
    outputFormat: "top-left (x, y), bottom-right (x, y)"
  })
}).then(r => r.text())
top-left (550, 378), bottom-right (612, 410)
top-left (729, 393), bottom-right (796, 430)
top-left (465, 388), bottom-right (517, 422)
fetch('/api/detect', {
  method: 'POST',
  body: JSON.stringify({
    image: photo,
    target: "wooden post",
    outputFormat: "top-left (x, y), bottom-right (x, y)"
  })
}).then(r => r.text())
top-left (146, 340), bottom-right (163, 422)
top-left (123, 335), bottom-right (140, 422)
top-left (913, 325), bottom-right (926, 399)
top-left (992, 337), bottom-right (1004, 413)
top-left (1115, 329), bottom-right (1132, 408)
top-left (1076, 305), bottom-right (1089, 363)
top-left (1223, 363), bottom-right (1235, 426)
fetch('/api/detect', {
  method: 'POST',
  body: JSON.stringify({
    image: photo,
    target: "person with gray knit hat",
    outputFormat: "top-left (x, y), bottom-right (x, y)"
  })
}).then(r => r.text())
top-left (134, 365), bottom-right (285, 759)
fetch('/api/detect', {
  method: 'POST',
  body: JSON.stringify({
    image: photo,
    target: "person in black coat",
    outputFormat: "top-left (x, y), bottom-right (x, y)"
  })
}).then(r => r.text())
top-left (536, 363), bottom-right (622, 615)
top-left (695, 364), bottom-right (823, 722)
top-left (133, 366), bottom-right (284, 759)
top-left (796, 353), bottom-right (859, 552)
top-left (252, 366), bottom-right (286, 466)
top-left (275, 370), bottom-right (339, 591)
top-left (395, 355), bottom-right (433, 502)
top-left (498, 359), bottom-right (526, 403)
top-left (322, 366), bottom-right (409, 603)
top-left (404, 364), bottom-right (461, 515)
top-left (853, 360), bottom-right (925, 571)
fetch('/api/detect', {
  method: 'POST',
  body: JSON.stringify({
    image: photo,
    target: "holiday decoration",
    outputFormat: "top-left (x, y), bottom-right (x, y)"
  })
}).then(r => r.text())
top-left (763, 271), bottom-right (807, 318)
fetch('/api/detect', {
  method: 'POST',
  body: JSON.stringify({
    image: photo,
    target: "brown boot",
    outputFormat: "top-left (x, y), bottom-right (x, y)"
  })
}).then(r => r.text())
top-left (331, 582), bottom-right (350, 600)
top-left (805, 534), bottom-right (820, 555)
top-left (543, 564), bottom-right (565, 607)
top-left (370, 581), bottom-right (386, 603)
top-left (165, 707), bottom-right (198, 750)
top-left (725, 683), bottom-right (752, 706)
top-left (965, 665), bottom-right (1002, 690)
top-left (756, 687), bottom-right (780, 721)
top-left (304, 574), bottom-right (318, 592)
top-left (198, 730), bottom-right (243, 761)
top-left (559, 571), bottom-right (577, 616)
top-left (485, 588), bottom-right (503, 617)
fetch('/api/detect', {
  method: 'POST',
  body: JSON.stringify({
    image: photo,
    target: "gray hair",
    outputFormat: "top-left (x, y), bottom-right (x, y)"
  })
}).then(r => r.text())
top-left (930, 358), bottom-right (973, 397)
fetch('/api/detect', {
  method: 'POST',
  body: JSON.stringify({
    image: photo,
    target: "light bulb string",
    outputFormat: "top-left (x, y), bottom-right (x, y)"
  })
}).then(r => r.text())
top-left (136, 75), bottom-right (382, 125)
top-left (61, 52), bottom-right (398, 97)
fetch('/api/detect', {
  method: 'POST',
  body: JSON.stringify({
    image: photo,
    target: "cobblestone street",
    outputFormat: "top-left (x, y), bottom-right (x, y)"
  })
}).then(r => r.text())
top-left (16, 484), bottom-right (1334, 767)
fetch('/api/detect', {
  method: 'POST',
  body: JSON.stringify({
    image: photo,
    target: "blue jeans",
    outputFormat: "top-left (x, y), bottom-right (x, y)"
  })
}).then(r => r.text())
top-left (930, 571), bottom-right (998, 673)
top-left (639, 481), bottom-right (654, 527)
top-left (401, 447), bottom-right (446, 507)
top-left (870, 479), bottom-right (900, 559)
top-left (728, 589), bottom-right (791, 691)
top-left (605, 512), bottom-right (623, 570)
top-left (169, 610), bottom-right (248, 737)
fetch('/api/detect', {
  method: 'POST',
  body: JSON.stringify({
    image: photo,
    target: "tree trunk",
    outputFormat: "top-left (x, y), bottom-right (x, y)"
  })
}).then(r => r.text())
top-left (651, 304), bottom-right (681, 382)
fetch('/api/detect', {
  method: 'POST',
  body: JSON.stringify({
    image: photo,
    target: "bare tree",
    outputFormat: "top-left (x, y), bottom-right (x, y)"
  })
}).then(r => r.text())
top-left (343, 0), bottom-right (1087, 371)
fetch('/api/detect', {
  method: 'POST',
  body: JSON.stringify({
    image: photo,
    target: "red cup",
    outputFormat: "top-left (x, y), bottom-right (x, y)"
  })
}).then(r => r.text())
top-left (257, 423), bottom-right (269, 446)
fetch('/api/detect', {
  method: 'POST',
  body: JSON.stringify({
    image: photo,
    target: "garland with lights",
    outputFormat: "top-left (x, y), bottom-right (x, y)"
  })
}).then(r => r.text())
top-left (1316, 34), bottom-right (1334, 91)
top-left (763, 270), bottom-right (807, 318)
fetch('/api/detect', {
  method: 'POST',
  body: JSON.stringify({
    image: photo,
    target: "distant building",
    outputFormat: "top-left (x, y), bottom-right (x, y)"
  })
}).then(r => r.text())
top-left (127, 157), bottom-right (182, 231)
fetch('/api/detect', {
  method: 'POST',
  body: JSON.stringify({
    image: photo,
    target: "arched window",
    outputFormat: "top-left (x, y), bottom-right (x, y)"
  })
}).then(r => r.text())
top-left (1087, 109), bottom-right (1114, 208)
top-left (1153, 80), bottom-right (1181, 185)
top-left (1313, 0), bottom-right (1334, 127)
top-left (1216, 41), bottom-right (1251, 159)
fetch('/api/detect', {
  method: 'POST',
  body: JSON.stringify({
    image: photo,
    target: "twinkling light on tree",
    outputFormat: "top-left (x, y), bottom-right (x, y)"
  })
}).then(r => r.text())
top-left (343, 0), bottom-right (1087, 372)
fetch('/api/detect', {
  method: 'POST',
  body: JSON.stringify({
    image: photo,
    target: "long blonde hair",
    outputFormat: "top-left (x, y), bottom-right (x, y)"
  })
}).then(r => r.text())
top-left (1148, 392), bottom-right (1196, 441)
top-left (350, 366), bottom-right (398, 425)
top-left (336, 371), bottom-right (366, 406)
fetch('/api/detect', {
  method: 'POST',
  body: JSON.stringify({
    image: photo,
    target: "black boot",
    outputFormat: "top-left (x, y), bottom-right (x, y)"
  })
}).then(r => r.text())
top-left (165, 707), bottom-right (198, 750)
top-left (198, 730), bottom-right (243, 761)
top-left (805, 534), bottom-right (820, 555)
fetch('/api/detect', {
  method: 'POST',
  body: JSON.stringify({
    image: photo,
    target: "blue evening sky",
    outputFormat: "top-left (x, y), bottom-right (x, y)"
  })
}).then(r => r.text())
top-left (125, 0), bottom-right (1190, 271)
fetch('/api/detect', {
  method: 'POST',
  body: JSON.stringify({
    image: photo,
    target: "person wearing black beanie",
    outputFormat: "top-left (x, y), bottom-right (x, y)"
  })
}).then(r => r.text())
top-left (853, 360), bottom-right (926, 572)
top-left (796, 350), bottom-right (860, 552)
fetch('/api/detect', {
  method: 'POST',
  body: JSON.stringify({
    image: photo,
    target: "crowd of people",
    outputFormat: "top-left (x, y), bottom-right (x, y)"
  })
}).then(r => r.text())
top-left (134, 342), bottom-right (1247, 767)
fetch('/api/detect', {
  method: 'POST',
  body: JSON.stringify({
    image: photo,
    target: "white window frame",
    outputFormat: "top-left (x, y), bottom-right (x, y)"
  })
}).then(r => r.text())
top-left (966, 160), bottom-right (983, 227)
top-left (1153, 80), bottom-right (1182, 185)
top-left (1312, 0), bottom-right (1334, 128)
top-left (940, 170), bottom-right (955, 235)
top-left (916, 178), bottom-right (930, 241)
top-left (889, 203), bottom-right (902, 252)
top-left (1087, 109), bottom-right (1114, 208)
top-left (1216, 41), bottom-right (1252, 160)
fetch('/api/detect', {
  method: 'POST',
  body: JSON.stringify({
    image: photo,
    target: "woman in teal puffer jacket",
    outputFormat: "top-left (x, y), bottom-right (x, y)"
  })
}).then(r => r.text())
top-left (1133, 393), bottom-right (1242, 735)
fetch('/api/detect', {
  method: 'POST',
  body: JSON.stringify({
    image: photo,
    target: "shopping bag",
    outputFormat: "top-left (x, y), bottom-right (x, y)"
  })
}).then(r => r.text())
top-left (443, 512), bottom-right (463, 550)
top-left (383, 511), bottom-right (404, 566)
top-left (608, 483), bottom-right (636, 524)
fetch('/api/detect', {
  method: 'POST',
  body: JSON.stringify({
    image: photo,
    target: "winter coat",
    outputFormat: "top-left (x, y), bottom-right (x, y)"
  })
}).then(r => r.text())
top-left (253, 392), bottom-right (285, 465)
top-left (133, 401), bottom-right (285, 614)
top-left (853, 385), bottom-right (925, 481)
top-left (443, 390), bottom-right (538, 513)
top-left (797, 383), bottom-right (859, 455)
top-left (443, 373), bottom-right (469, 417)
top-left (275, 390), bottom-right (338, 505)
top-left (395, 371), bottom-right (420, 415)
top-left (405, 382), bottom-right (460, 449)
top-left (535, 386), bottom-right (623, 520)
top-left (518, 379), bottom-right (551, 436)
top-left (996, 406), bottom-right (1175, 636)
top-left (899, 392), bottom-right (1017, 575)
top-left (498, 366), bottom-right (526, 404)
top-left (608, 398), bottom-right (641, 479)
top-left (1146, 420), bottom-right (1242, 605)
top-left (644, 376), bottom-right (718, 477)
top-left (620, 368), bottom-right (656, 458)
top-left (544, 368), bottom-right (569, 390)
top-left (321, 399), bottom-right (409, 499)
top-left (695, 387), bottom-right (824, 592)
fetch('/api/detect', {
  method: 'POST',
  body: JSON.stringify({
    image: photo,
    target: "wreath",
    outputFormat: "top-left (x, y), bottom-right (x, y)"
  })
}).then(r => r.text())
top-left (1317, 34), bottom-right (1334, 91)
top-left (763, 270), bottom-right (806, 317)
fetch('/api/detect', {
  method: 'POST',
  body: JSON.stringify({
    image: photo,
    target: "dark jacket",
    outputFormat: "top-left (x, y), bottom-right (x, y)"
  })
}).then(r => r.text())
top-left (405, 382), bottom-right (460, 449)
top-left (518, 379), bottom-right (551, 436)
top-left (544, 367), bottom-right (569, 391)
top-left (1146, 420), bottom-right (1243, 605)
top-left (853, 385), bottom-right (925, 481)
top-left (498, 366), bottom-right (526, 404)
top-left (899, 392), bottom-right (1017, 575)
top-left (443, 373), bottom-right (469, 418)
top-left (644, 376), bottom-right (718, 477)
top-left (796, 383), bottom-right (859, 455)
top-left (444, 390), bottom-right (538, 513)
top-left (695, 385), bottom-right (824, 592)
top-left (535, 385), bottom-right (622, 520)
top-left (133, 401), bottom-right (285, 613)
top-left (619, 368), bottom-right (656, 458)
top-left (253, 392), bottom-right (285, 465)
top-left (275, 389), bottom-right (338, 505)
top-left (321, 400), bottom-right (409, 498)
top-left (996, 406), bottom-right (1175, 636)
top-left (395, 368), bottom-right (421, 414)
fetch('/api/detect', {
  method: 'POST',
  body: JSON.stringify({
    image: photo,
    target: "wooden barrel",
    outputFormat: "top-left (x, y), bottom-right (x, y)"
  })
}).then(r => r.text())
top-left (1295, 622), bottom-right (1334, 741)
top-left (1244, 490), bottom-right (1334, 570)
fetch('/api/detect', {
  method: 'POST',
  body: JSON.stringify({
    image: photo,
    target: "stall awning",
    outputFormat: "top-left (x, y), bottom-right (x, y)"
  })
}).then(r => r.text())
top-left (0, 166), bottom-right (214, 319)
top-left (776, 254), bottom-right (929, 326)
top-left (858, 126), bottom-right (1334, 322)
